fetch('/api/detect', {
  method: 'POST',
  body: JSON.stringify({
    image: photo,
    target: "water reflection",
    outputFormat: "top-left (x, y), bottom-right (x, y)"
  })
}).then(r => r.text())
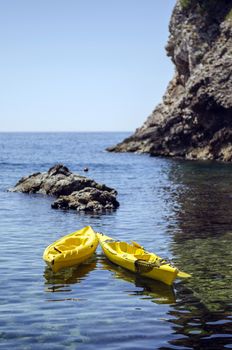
top-left (165, 161), bottom-right (232, 310)
top-left (161, 160), bottom-right (232, 349)
top-left (167, 161), bottom-right (232, 238)
top-left (100, 256), bottom-right (176, 305)
top-left (44, 258), bottom-right (97, 293)
top-left (164, 282), bottom-right (232, 350)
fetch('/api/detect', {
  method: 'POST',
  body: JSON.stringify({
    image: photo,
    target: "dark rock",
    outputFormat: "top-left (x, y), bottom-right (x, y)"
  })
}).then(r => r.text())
top-left (48, 164), bottom-right (71, 177)
top-left (108, 0), bottom-right (232, 162)
top-left (52, 187), bottom-right (120, 212)
top-left (9, 164), bottom-right (119, 213)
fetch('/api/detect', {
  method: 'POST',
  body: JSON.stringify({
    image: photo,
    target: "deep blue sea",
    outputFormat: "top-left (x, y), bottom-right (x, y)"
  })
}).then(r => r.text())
top-left (0, 132), bottom-right (232, 350)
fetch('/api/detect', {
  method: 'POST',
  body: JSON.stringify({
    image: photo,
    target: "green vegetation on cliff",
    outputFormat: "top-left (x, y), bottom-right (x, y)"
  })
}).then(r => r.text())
top-left (180, 0), bottom-right (230, 13)
top-left (180, 0), bottom-right (191, 9)
top-left (226, 8), bottom-right (232, 20)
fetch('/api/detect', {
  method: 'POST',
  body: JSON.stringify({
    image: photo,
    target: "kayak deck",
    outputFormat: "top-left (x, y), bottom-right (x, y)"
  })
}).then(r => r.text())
top-left (43, 226), bottom-right (98, 272)
top-left (97, 233), bottom-right (190, 285)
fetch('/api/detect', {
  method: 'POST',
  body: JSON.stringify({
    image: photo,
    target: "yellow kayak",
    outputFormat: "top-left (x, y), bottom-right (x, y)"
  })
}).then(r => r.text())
top-left (43, 226), bottom-right (99, 272)
top-left (97, 233), bottom-right (191, 286)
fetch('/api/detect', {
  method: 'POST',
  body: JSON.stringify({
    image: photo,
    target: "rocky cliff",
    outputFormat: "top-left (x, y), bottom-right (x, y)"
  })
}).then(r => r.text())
top-left (108, 0), bottom-right (232, 161)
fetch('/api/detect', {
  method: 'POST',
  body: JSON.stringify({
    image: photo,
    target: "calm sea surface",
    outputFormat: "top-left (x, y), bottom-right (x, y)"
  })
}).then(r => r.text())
top-left (0, 132), bottom-right (232, 350)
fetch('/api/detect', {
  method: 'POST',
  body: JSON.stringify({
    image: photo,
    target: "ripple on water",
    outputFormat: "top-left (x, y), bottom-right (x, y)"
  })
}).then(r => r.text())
top-left (1, 133), bottom-right (232, 350)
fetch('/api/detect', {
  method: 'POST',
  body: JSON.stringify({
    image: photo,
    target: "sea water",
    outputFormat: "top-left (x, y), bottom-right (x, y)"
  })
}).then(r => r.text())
top-left (0, 132), bottom-right (232, 350)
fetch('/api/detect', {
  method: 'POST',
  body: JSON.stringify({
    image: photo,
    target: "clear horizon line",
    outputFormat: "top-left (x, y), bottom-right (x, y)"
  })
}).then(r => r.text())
top-left (0, 130), bottom-right (132, 133)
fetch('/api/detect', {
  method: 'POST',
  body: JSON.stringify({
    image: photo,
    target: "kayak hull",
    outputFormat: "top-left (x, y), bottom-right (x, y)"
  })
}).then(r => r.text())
top-left (43, 226), bottom-right (98, 272)
top-left (97, 233), bottom-right (187, 285)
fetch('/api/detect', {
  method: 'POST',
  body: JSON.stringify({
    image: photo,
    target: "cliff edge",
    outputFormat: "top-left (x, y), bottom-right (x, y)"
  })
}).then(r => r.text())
top-left (108, 0), bottom-right (232, 161)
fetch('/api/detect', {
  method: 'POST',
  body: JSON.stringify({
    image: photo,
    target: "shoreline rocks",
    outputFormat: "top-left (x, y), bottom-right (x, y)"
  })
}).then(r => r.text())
top-left (9, 164), bottom-right (119, 213)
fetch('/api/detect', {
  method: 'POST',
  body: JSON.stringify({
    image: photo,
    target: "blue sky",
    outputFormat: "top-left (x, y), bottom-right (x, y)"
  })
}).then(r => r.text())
top-left (0, 0), bottom-right (175, 132)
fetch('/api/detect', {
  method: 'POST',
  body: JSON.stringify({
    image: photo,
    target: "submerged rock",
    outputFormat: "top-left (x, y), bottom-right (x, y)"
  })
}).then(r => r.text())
top-left (108, 0), bottom-right (232, 162)
top-left (9, 164), bottom-right (119, 212)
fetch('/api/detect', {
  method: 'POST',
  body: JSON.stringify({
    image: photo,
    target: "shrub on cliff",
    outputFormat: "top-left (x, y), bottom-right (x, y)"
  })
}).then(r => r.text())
top-left (180, 0), bottom-right (231, 13)
top-left (180, 0), bottom-right (192, 9)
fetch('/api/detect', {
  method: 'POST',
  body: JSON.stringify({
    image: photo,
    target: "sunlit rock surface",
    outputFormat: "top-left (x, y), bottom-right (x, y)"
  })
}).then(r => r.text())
top-left (9, 164), bottom-right (119, 212)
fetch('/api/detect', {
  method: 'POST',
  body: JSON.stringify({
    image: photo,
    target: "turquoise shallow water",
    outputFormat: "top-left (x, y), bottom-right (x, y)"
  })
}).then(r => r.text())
top-left (0, 132), bottom-right (232, 350)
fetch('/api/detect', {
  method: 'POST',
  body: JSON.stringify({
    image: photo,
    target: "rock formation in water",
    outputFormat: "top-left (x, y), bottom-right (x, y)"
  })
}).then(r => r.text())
top-left (9, 164), bottom-right (119, 212)
top-left (108, 0), bottom-right (232, 161)
top-left (51, 187), bottom-right (119, 212)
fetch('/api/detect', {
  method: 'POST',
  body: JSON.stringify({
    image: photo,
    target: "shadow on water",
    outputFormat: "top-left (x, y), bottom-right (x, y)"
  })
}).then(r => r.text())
top-left (43, 257), bottom-right (97, 294)
top-left (167, 160), bottom-right (232, 238)
top-left (99, 255), bottom-right (176, 305)
top-left (44, 253), bottom-right (176, 305)
top-left (160, 160), bottom-right (232, 349)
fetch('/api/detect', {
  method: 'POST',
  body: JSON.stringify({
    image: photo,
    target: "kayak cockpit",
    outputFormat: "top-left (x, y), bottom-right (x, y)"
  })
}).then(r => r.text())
top-left (106, 241), bottom-right (157, 263)
top-left (52, 237), bottom-right (89, 253)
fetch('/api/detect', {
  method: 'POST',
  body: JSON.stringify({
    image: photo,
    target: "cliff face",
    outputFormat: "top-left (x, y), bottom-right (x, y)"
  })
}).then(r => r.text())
top-left (108, 0), bottom-right (232, 161)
